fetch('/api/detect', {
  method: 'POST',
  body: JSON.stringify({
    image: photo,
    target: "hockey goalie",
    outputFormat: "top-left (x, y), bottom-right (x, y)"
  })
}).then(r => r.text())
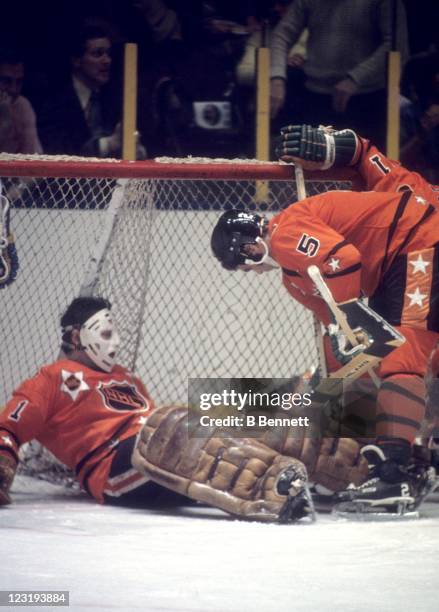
top-left (0, 295), bottom-right (368, 522)
top-left (210, 124), bottom-right (439, 517)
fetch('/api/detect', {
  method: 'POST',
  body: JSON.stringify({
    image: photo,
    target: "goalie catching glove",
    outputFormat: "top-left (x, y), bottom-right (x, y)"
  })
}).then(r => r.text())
top-left (276, 124), bottom-right (361, 170)
top-left (132, 405), bottom-right (314, 523)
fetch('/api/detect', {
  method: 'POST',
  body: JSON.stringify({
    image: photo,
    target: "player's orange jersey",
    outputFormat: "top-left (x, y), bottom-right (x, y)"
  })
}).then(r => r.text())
top-left (353, 137), bottom-right (439, 208)
top-left (0, 359), bottom-right (154, 497)
top-left (269, 186), bottom-right (439, 325)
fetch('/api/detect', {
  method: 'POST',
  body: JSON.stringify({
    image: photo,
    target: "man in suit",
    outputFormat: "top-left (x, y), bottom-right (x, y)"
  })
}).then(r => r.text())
top-left (38, 22), bottom-right (125, 158)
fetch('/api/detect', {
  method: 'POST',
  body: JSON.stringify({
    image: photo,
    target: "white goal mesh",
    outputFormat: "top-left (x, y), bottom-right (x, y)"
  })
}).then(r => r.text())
top-left (0, 156), bottom-right (354, 481)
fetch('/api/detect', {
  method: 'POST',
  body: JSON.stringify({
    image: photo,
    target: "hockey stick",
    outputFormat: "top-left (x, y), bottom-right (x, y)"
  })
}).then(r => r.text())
top-left (294, 164), bottom-right (328, 378)
top-left (294, 163), bottom-right (307, 201)
top-left (307, 264), bottom-right (358, 347)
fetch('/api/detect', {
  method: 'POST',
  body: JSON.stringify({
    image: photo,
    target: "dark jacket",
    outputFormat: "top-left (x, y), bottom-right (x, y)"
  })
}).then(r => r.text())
top-left (38, 80), bottom-right (120, 157)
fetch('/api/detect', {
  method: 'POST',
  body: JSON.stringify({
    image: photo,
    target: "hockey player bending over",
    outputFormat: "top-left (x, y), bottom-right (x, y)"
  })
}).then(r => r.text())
top-left (211, 125), bottom-right (439, 516)
top-left (0, 296), bottom-right (367, 521)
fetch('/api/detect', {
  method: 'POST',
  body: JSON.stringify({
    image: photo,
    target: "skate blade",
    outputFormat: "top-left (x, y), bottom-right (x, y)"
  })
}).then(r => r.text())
top-left (332, 500), bottom-right (419, 521)
top-left (332, 508), bottom-right (420, 521)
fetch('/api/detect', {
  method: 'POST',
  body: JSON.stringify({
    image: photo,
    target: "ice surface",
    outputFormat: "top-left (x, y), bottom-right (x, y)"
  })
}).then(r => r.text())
top-left (2, 476), bottom-right (439, 612)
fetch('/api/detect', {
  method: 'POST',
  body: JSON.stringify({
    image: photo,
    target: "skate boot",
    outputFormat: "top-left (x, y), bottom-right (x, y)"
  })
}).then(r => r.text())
top-left (334, 442), bottom-right (437, 519)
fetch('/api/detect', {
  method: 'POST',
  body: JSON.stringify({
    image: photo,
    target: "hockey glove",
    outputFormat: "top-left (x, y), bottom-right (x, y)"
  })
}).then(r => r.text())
top-left (0, 194), bottom-right (19, 288)
top-left (327, 323), bottom-right (368, 366)
top-left (276, 124), bottom-right (361, 170)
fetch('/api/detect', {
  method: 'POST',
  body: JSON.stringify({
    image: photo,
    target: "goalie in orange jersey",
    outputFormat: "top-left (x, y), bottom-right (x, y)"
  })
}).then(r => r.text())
top-left (0, 295), bottom-right (369, 521)
top-left (211, 125), bottom-right (439, 515)
top-left (0, 296), bottom-right (159, 506)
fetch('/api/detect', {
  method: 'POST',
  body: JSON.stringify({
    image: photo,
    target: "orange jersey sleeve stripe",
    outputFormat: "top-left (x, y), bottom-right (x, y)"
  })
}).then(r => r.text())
top-left (401, 247), bottom-right (435, 329)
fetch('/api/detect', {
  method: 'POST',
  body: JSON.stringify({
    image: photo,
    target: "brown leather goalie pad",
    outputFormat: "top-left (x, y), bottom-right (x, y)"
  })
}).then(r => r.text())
top-left (131, 405), bottom-right (308, 522)
top-left (258, 428), bottom-right (368, 492)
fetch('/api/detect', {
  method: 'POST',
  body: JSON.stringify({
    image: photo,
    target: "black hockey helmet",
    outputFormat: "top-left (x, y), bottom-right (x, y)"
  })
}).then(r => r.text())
top-left (211, 209), bottom-right (265, 270)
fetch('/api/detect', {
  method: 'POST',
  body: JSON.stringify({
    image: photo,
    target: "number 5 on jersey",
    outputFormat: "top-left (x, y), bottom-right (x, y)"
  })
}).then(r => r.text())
top-left (296, 233), bottom-right (320, 257)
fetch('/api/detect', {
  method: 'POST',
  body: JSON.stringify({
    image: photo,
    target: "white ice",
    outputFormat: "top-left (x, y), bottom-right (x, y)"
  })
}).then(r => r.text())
top-left (2, 476), bottom-right (439, 612)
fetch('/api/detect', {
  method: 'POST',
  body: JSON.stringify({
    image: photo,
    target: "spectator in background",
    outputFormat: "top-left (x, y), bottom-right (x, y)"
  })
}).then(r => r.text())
top-left (400, 48), bottom-right (439, 183)
top-left (270, 0), bottom-right (409, 150)
top-left (132, 0), bottom-right (182, 44)
top-left (0, 49), bottom-right (42, 154)
top-left (235, 0), bottom-right (307, 148)
top-left (38, 21), bottom-right (146, 158)
top-left (236, 1), bottom-right (307, 88)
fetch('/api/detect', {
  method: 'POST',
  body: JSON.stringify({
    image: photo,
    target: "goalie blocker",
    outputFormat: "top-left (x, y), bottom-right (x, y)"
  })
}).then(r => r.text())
top-left (0, 192), bottom-right (19, 288)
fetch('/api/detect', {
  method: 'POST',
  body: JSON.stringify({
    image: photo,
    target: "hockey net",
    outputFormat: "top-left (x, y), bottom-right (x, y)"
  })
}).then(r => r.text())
top-left (0, 154), bottom-right (356, 484)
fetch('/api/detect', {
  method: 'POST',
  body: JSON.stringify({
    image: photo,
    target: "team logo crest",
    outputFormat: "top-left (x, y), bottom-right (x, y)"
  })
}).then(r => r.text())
top-left (97, 380), bottom-right (149, 412)
top-left (61, 370), bottom-right (90, 401)
top-left (64, 375), bottom-right (81, 391)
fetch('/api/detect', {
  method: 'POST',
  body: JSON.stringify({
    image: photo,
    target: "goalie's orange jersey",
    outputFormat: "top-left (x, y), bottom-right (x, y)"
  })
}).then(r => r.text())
top-left (0, 360), bottom-right (154, 500)
top-left (269, 138), bottom-right (439, 326)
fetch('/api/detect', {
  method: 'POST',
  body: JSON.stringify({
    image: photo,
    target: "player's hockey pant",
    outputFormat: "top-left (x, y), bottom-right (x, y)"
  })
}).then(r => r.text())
top-left (82, 434), bottom-right (149, 503)
top-left (372, 242), bottom-right (439, 446)
top-left (376, 327), bottom-right (438, 445)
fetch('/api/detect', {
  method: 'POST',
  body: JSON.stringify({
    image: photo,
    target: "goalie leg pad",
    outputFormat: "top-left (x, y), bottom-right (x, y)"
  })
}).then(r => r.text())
top-left (258, 429), bottom-right (368, 491)
top-left (132, 405), bottom-right (311, 522)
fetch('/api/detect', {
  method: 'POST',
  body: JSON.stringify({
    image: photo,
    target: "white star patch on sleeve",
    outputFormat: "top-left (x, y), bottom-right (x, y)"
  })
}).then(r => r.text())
top-left (1, 435), bottom-right (13, 447)
top-left (406, 287), bottom-right (427, 307)
top-left (409, 254), bottom-right (430, 274)
top-left (328, 258), bottom-right (340, 272)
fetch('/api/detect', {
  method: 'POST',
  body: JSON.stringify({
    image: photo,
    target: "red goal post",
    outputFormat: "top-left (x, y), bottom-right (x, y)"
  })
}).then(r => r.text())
top-left (0, 155), bottom-right (359, 412)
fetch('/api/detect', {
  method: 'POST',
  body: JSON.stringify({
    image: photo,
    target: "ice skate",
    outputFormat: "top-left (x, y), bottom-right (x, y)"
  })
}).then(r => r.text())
top-left (333, 444), bottom-right (438, 520)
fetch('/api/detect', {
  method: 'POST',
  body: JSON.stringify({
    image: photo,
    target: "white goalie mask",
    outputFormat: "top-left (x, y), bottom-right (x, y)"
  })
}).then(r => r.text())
top-left (79, 309), bottom-right (120, 372)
